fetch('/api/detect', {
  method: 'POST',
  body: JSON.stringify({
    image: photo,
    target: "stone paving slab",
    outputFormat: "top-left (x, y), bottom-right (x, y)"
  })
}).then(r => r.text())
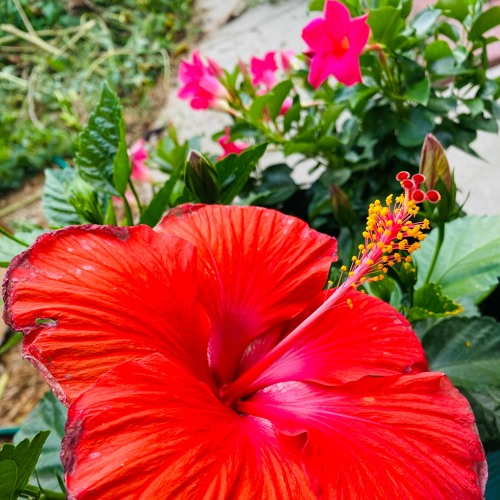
top-left (158, 0), bottom-right (500, 215)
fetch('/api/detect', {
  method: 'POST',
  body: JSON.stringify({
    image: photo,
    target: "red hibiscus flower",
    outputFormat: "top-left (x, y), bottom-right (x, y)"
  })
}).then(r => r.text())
top-left (302, 0), bottom-right (370, 88)
top-left (3, 201), bottom-right (486, 498)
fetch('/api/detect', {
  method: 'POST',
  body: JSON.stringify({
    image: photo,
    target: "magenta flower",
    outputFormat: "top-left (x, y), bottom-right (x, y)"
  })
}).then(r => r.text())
top-left (217, 127), bottom-right (248, 159)
top-left (250, 51), bottom-right (279, 91)
top-left (177, 50), bottom-right (229, 110)
top-left (302, 0), bottom-right (370, 88)
top-left (128, 139), bottom-right (149, 182)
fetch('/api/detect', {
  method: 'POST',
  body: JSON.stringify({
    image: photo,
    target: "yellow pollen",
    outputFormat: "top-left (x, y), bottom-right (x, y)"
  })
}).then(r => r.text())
top-left (466, 341), bottom-right (472, 348)
top-left (347, 298), bottom-right (353, 309)
top-left (340, 265), bottom-right (347, 272)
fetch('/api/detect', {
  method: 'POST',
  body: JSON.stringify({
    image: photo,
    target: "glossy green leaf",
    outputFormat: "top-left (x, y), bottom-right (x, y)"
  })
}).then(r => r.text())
top-left (112, 119), bottom-right (131, 197)
top-left (424, 40), bottom-right (453, 62)
top-left (0, 459), bottom-right (17, 500)
top-left (75, 83), bottom-right (126, 196)
top-left (42, 168), bottom-right (84, 228)
top-left (139, 163), bottom-right (184, 227)
top-left (405, 77), bottom-right (430, 105)
top-left (407, 282), bottom-right (463, 322)
top-left (414, 215), bottom-right (500, 304)
top-left (14, 392), bottom-right (67, 494)
top-left (469, 6), bottom-right (500, 41)
top-left (396, 106), bottom-right (435, 147)
top-left (0, 431), bottom-right (49, 497)
top-left (411, 8), bottom-right (441, 37)
top-left (435, 0), bottom-right (468, 21)
top-left (368, 7), bottom-right (405, 47)
top-left (266, 80), bottom-right (293, 121)
top-left (422, 316), bottom-right (500, 447)
top-left (218, 143), bottom-right (268, 204)
top-left (364, 276), bottom-right (403, 309)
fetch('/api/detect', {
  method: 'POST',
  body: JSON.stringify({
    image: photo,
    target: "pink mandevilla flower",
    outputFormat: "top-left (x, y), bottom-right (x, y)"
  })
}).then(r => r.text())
top-left (249, 50), bottom-right (294, 114)
top-left (128, 139), bottom-right (149, 182)
top-left (302, 0), bottom-right (370, 88)
top-left (217, 127), bottom-right (248, 159)
top-left (2, 181), bottom-right (487, 498)
top-left (177, 49), bottom-right (229, 110)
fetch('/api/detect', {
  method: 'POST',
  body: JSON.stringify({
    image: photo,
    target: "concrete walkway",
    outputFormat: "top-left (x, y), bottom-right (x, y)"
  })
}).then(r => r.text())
top-left (159, 0), bottom-right (500, 215)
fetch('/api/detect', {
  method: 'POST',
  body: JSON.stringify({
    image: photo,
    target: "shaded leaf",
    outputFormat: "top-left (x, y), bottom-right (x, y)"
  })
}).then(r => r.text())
top-left (422, 316), bottom-right (500, 447)
top-left (469, 6), bottom-right (500, 41)
top-left (75, 83), bottom-right (126, 196)
top-left (435, 0), bottom-right (467, 21)
top-left (217, 143), bottom-right (268, 204)
top-left (486, 450), bottom-right (500, 498)
top-left (407, 282), bottom-right (463, 322)
top-left (0, 460), bottom-right (17, 500)
top-left (414, 216), bottom-right (500, 304)
top-left (42, 168), bottom-right (84, 228)
top-left (368, 7), bottom-right (405, 47)
top-left (405, 77), bottom-right (430, 105)
top-left (14, 392), bottom-right (67, 494)
top-left (396, 106), bottom-right (435, 147)
top-left (0, 431), bottom-right (49, 497)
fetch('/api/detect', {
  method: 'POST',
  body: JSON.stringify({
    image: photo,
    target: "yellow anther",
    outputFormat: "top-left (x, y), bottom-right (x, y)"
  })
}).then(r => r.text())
top-left (347, 298), bottom-right (353, 309)
top-left (355, 259), bottom-right (361, 266)
top-left (386, 194), bottom-right (393, 205)
top-left (348, 271), bottom-right (354, 277)
top-left (340, 265), bottom-right (347, 272)
top-left (405, 255), bottom-right (412, 262)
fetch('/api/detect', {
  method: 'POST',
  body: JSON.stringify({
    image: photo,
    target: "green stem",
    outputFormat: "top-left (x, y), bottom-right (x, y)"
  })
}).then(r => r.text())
top-left (424, 222), bottom-right (445, 285)
top-left (22, 484), bottom-right (66, 500)
top-left (128, 180), bottom-right (143, 214)
top-left (122, 195), bottom-right (134, 226)
top-left (0, 227), bottom-right (29, 246)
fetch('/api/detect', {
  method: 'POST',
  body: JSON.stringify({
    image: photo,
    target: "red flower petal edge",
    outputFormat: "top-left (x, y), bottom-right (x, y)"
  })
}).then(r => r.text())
top-left (2, 204), bottom-right (487, 498)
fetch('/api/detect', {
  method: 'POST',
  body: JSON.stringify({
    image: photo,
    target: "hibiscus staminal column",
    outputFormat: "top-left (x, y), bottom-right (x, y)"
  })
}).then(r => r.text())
top-left (220, 171), bottom-right (441, 404)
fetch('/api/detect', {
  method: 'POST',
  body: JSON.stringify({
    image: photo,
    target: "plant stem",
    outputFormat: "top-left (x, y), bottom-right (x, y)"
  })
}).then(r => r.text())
top-left (22, 484), bottom-right (66, 500)
top-left (128, 180), bottom-right (143, 214)
top-left (424, 222), bottom-right (445, 285)
top-left (122, 195), bottom-right (134, 226)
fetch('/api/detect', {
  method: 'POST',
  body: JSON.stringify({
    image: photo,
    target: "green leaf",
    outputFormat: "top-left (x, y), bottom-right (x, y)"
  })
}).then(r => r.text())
top-left (75, 83), bottom-right (127, 196)
top-left (435, 0), bottom-right (468, 21)
top-left (411, 8), bottom-right (441, 37)
top-left (14, 392), bottom-right (67, 494)
top-left (469, 6), bottom-right (500, 41)
top-left (0, 331), bottom-right (22, 356)
top-left (422, 316), bottom-right (500, 447)
top-left (266, 80), bottom-right (293, 121)
top-left (245, 164), bottom-right (299, 207)
top-left (405, 77), bottom-right (430, 105)
top-left (0, 227), bottom-right (45, 267)
top-left (424, 40), bottom-right (453, 63)
top-left (363, 276), bottom-right (403, 309)
top-left (396, 106), bottom-right (435, 147)
top-left (218, 143), bottom-right (268, 204)
top-left (368, 7), bottom-right (405, 47)
top-left (309, 0), bottom-right (324, 11)
top-left (414, 215), bottom-right (500, 304)
top-left (113, 120), bottom-right (131, 197)
top-left (42, 168), bottom-right (84, 228)
top-left (0, 460), bottom-right (17, 500)
top-left (407, 282), bottom-right (463, 322)
top-left (139, 164), bottom-right (185, 227)
top-left (0, 431), bottom-right (50, 497)
top-left (486, 450), bottom-right (500, 498)
top-left (68, 174), bottom-right (107, 224)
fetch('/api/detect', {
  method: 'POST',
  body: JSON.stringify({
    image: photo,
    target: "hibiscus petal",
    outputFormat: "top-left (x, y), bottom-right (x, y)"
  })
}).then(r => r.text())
top-left (3, 225), bottom-right (211, 404)
top-left (157, 204), bottom-right (337, 387)
top-left (63, 353), bottom-right (316, 499)
top-left (301, 18), bottom-right (329, 53)
top-left (239, 373), bottom-right (487, 498)
top-left (227, 290), bottom-right (427, 398)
